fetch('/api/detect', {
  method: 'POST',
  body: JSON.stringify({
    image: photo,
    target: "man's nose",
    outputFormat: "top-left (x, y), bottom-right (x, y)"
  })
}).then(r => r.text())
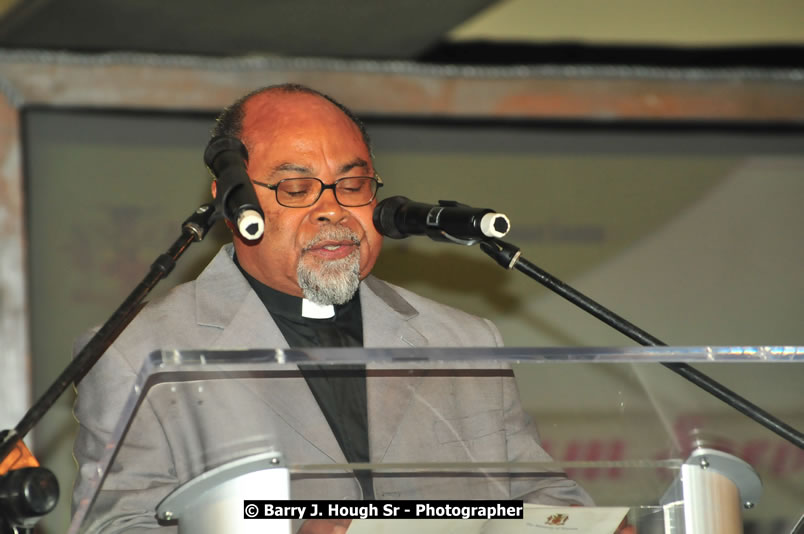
top-left (310, 187), bottom-right (348, 223)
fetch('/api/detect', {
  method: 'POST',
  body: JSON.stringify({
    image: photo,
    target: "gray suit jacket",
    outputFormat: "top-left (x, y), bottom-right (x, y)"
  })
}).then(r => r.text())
top-left (73, 245), bottom-right (590, 533)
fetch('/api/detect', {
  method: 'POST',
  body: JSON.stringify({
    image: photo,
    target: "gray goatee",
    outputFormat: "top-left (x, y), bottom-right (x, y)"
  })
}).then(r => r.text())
top-left (297, 226), bottom-right (361, 306)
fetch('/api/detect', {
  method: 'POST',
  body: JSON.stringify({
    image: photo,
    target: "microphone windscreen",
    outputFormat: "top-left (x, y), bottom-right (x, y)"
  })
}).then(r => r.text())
top-left (204, 136), bottom-right (248, 173)
top-left (373, 196), bottom-right (410, 239)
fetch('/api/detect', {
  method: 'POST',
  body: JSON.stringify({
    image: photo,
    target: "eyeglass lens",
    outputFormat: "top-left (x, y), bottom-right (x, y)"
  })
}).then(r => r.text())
top-left (276, 177), bottom-right (377, 207)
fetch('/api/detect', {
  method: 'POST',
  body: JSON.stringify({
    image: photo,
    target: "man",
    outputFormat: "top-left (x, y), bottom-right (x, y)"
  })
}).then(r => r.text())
top-left (72, 84), bottom-right (591, 534)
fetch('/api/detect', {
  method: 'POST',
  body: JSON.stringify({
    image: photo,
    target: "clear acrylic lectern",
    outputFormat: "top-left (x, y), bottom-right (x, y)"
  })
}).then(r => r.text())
top-left (69, 346), bottom-right (804, 534)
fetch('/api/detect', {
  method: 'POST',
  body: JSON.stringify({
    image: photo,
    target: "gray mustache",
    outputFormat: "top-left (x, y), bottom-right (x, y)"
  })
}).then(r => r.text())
top-left (303, 227), bottom-right (360, 250)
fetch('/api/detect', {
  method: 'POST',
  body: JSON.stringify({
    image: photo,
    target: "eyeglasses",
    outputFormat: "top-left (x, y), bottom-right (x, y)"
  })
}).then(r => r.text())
top-left (251, 176), bottom-right (383, 208)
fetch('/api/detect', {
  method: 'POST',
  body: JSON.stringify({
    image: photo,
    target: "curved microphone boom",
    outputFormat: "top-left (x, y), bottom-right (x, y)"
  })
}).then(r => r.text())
top-left (373, 196), bottom-right (510, 244)
top-left (204, 136), bottom-right (264, 240)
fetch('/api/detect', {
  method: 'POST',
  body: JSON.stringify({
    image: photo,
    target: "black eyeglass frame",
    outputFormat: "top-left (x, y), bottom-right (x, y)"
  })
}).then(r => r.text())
top-left (251, 175), bottom-right (383, 208)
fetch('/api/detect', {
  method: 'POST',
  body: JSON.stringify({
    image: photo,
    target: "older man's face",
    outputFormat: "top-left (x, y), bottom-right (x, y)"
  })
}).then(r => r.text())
top-left (226, 91), bottom-right (383, 303)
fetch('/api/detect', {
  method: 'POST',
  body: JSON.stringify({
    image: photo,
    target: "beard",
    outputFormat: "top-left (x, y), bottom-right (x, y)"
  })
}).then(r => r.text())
top-left (297, 226), bottom-right (361, 306)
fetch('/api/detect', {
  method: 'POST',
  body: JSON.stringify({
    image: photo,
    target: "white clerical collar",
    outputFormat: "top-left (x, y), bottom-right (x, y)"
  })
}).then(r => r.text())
top-left (301, 298), bottom-right (335, 319)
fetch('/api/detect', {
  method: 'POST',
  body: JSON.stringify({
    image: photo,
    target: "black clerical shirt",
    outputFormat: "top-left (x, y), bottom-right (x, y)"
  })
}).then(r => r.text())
top-left (234, 257), bottom-right (374, 498)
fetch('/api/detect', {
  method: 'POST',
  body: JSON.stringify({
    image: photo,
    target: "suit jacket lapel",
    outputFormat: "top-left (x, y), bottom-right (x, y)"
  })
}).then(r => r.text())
top-left (209, 291), bottom-right (287, 350)
top-left (361, 276), bottom-right (427, 348)
top-left (194, 245), bottom-right (287, 349)
top-left (360, 276), bottom-right (429, 460)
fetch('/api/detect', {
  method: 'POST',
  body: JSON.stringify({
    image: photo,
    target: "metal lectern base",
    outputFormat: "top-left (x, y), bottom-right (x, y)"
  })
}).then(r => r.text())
top-left (156, 451), bottom-right (290, 534)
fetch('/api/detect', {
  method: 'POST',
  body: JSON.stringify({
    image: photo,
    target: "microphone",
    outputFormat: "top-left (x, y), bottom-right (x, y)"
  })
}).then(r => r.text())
top-left (373, 196), bottom-right (510, 243)
top-left (0, 467), bottom-right (59, 528)
top-left (203, 136), bottom-right (265, 240)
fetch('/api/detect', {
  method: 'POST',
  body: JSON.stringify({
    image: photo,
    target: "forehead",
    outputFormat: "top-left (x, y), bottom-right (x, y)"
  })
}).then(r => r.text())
top-left (239, 92), bottom-right (369, 164)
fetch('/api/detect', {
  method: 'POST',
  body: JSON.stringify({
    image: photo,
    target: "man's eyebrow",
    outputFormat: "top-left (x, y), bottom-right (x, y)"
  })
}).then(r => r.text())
top-left (338, 158), bottom-right (369, 175)
top-left (269, 159), bottom-right (369, 176)
top-left (272, 163), bottom-right (314, 175)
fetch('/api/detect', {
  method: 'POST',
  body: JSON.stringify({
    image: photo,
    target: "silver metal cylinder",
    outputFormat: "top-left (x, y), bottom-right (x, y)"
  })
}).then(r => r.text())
top-left (157, 451), bottom-right (290, 534)
top-left (661, 447), bottom-right (762, 534)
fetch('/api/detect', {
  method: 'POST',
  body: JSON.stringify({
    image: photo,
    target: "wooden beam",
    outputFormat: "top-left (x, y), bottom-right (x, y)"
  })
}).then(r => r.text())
top-left (1, 52), bottom-right (803, 121)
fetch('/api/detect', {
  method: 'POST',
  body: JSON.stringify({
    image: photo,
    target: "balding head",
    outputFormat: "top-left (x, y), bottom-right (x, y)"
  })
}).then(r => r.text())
top-left (212, 83), bottom-right (373, 159)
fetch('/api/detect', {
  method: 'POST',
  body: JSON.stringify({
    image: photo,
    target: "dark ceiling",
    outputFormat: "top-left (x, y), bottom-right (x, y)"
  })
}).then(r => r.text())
top-left (0, 0), bottom-right (801, 67)
top-left (0, 0), bottom-right (495, 58)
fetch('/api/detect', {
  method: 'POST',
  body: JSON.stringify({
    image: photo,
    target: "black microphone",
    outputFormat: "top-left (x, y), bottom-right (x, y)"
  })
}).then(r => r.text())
top-left (0, 467), bottom-right (59, 528)
top-left (373, 196), bottom-right (510, 243)
top-left (203, 136), bottom-right (264, 241)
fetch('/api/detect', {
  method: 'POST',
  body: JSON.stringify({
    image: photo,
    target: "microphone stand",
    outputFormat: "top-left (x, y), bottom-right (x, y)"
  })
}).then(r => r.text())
top-left (0, 203), bottom-right (218, 532)
top-left (479, 238), bottom-right (804, 450)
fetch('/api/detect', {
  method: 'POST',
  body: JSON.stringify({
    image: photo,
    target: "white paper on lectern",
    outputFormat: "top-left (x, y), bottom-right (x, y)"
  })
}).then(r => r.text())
top-left (348, 504), bottom-right (629, 534)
